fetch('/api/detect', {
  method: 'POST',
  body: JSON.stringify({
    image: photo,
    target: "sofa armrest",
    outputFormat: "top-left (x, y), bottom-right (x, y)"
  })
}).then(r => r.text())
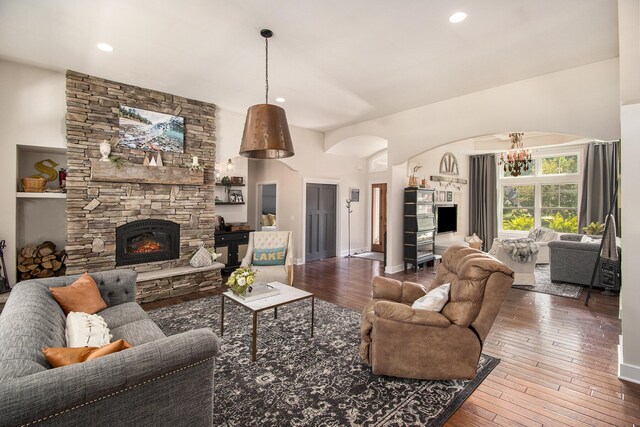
top-left (374, 301), bottom-right (451, 327)
top-left (400, 281), bottom-right (427, 303)
top-left (372, 277), bottom-right (403, 301)
top-left (2, 328), bottom-right (220, 426)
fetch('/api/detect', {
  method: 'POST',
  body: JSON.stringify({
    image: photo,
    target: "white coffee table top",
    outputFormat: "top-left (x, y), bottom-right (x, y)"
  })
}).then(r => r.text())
top-left (223, 281), bottom-right (313, 311)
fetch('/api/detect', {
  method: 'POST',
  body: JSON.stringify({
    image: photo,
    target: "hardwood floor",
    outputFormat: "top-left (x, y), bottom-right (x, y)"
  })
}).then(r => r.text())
top-left (143, 256), bottom-right (640, 426)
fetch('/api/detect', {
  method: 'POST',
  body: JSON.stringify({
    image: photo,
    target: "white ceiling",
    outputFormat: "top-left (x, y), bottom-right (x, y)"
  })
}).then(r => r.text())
top-left (0, 0), bottom-right (619, 132)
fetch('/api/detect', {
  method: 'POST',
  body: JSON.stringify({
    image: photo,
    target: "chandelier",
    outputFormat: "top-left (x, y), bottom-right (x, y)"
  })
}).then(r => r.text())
top-left (239, 29), bottom-right (294, 159)
top-left (499, 132), bottom-right (531, 177)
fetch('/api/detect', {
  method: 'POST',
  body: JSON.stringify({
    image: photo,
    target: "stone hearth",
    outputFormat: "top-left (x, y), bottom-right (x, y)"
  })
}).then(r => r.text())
top-left (64, 71), bottom-right (221, 302)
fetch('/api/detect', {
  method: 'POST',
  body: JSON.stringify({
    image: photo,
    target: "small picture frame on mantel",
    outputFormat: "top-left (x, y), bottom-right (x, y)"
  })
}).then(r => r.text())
top-left (229, 189), bottom-right (244, 203)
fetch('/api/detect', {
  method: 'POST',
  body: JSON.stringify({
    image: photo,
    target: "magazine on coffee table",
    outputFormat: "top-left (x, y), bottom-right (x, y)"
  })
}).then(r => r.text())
top-left (238, 283), bottom-right (280, 302)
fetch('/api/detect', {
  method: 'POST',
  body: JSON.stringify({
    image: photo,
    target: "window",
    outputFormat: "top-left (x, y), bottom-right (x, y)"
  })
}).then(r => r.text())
top-left (369, 151), bottom-right (388, 172)
top-left (498, 152), bottom-right (581, 233)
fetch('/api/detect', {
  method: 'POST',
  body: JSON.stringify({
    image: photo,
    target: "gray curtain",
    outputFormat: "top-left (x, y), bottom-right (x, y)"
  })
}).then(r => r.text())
top-left (579, 141), bottom-right (619, 233)
top-left (469, 154), bottom-right (497, 250)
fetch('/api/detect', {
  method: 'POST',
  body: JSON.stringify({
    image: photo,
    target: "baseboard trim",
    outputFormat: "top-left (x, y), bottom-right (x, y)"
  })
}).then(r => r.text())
top-left (618, 337), bottom-right (640, 384)
top-left (340, 247), bottom-right (368, 257)
top-left (384, 264), bottom-right (404, 274)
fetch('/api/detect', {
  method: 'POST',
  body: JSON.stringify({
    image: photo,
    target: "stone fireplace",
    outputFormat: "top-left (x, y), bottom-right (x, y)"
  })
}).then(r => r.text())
top-left (64, 71), bottom-right (222, 302)
top-left (115, 219), bottom-right (180, 266)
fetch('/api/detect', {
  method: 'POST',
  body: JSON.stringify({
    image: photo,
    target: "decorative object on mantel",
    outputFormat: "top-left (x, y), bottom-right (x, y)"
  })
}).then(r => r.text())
top-left (420, 178), bottom-right (429, 188)
top-left (439, 152), bottom-right (460, 175)
top-left (408, 164), bottom-right (422, 187)
top-left (239, 29), bottom-right (294, 159)
top-left (99, 141), bottom-right (111, 161)
top-left (0, 240), bottom-right (10, 293)
top-left (108, 155), bottom-right (127, 169)
top-left (149, 156), bottom-right (157, 167)
top-left (156, 152), bottom-right (163, 166)
top-left (118, 105), bottom-right (185, 153)
top-left (499, 132), bottom-right (532, 177)
top-left (143, 153), bottom-right (150, 166)
top-left (90, 159), bottom-right (204, 186)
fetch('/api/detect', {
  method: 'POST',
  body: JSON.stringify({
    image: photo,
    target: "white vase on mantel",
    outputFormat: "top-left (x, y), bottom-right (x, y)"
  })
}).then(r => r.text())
top-left (99, 141), bottom-right (111, 161)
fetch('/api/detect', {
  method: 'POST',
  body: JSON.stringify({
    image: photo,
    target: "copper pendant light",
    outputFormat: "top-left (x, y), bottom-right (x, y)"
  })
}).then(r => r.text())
top-left (239, 29), bottom-right (294, 159)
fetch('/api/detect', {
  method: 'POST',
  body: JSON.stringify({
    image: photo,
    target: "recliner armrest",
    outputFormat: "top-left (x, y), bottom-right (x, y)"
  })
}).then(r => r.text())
top-left (374, 301), bottom-right (451, 327)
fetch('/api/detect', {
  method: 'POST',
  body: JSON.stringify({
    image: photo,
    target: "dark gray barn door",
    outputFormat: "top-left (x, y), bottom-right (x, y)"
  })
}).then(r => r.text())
top-left (305, 183), bottom-right (337, 262)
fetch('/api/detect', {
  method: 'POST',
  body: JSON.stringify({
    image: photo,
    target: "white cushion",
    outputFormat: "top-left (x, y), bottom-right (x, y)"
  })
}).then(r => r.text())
top-left (190, 246), bottom-right (213, 268)
top-left (411, 283), bottom-right (450, 312)
top-left (581, 235), bottom-right (596, 243)
top-left (65, 312), bottom-right (112, 348)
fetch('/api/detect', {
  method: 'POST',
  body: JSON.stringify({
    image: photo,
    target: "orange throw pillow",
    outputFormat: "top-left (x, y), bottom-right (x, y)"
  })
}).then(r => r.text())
top-left (49, 272), bottom-right (107, 314)
top-left (42, 339), bottom-right (133, 368)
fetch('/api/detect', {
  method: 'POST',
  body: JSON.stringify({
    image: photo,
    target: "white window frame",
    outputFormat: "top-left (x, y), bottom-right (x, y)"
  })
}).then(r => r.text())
top-left (497, 149), bottom-right (582, 234)
top-left (368, 150), bottom-right (388, 172)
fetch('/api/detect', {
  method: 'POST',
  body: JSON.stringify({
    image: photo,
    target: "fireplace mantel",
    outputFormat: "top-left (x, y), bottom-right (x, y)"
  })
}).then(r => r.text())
top-left (90, 159), bottom-right (205, 186)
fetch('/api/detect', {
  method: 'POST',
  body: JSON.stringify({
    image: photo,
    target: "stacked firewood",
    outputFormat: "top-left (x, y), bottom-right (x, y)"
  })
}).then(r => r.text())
top-left (17, 241), bottom-right (67, 281)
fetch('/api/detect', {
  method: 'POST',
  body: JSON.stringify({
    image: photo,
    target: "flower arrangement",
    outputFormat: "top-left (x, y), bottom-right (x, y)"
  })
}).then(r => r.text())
top-left (226, 266), bottom-right (257, 295)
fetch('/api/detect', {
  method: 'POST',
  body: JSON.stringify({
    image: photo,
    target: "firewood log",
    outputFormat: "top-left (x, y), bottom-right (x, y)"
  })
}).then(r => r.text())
top-left (42, 254), bottom-right (56, 262)
top-left (20, 272), bottom-right (32, 281)
top-left (41, 261), bottom-right (53, 270)
top-left (31, 268), bottom-right (41, 276)
top-left (38, 247), bottom-right (54, 257)
top-left (26, 264), bottom-right (39, 271)
top-left (51, 260), bottom-right (63, 271)
top-left (17, 264), bottom-right (30, 273)
top-left (22, 244), bottom-right (37, 258)
top-left (36, 269), bottom-right (55, 278)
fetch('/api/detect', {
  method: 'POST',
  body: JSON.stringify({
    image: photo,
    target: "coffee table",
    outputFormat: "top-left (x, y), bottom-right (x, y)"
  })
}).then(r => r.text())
top-left (220, 281), bottom-right (314, 361)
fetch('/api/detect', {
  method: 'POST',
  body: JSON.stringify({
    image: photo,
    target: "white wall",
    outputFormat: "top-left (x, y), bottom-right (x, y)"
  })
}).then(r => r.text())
top-left (246, 123), bottom-right (368, 262)
top-left (0, 59), bottom-right (67, 284)
top-left (410, 141), bottom-right (470, 244)
top-left (327, 59), bottom-right (621, 274)
top-left (618, 0), bottom-right (640, 384)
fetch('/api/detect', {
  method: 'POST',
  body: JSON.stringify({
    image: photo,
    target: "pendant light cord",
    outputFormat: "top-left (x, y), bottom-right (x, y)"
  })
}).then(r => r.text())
top-left (265, 36), bottom-right (269, 104)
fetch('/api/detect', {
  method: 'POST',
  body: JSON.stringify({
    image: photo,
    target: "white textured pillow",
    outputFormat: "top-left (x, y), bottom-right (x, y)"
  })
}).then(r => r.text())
top-left (581, 235), bottom-right (595, 243)
top-left (411, 283), bottom-right (451, 312)
top-left (65, 312), bottom-right (112, 348)
top-left (190, 246), bottom-right (213, 268)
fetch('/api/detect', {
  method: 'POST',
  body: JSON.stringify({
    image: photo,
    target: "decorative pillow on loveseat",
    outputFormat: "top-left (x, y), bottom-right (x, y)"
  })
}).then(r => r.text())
top-left (253, 247), bottom-right (286, 266)
top-left (43, 339), bottom-right (132, 368)
top-left (411, 283), bottom-right (450, 311)
top-left (49, 272), bottom-right (107, 314)
top-left (66, 312), bottom-right (112, 348)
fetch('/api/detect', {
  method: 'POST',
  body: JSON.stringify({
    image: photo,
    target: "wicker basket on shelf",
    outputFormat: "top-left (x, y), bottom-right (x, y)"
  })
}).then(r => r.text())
top-left (21, 177), bottom-right (47, 192)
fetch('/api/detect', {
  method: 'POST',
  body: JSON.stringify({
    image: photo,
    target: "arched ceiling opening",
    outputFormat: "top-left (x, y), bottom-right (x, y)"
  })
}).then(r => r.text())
top-left (325, 135), bottom-right (388, 158)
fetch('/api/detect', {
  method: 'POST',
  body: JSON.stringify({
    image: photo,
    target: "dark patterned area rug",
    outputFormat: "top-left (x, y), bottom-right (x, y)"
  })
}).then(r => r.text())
top-left (512, 265), bottom-right (583, 299)
top-left (148, 296), bottom-right (499, 426)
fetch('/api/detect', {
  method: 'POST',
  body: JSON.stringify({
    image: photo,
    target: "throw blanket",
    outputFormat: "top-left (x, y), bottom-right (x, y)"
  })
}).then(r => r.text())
top-left (501, 238), bottom-right (539, 263)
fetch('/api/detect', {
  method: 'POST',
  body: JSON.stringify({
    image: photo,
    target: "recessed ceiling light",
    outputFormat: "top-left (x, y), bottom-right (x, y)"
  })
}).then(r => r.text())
top-left (449, 12), bottom-right (467, 23)
top-left (97, 42), bottom-right (114, 52)
top-left (275, 97), bottom-right (286, 103)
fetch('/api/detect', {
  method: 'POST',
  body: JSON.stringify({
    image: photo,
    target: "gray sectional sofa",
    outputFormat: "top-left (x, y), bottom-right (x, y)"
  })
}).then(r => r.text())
top-left (548, 233), bottom-right (620, 287)
top-left (0, 269), bottom-right (221, 426)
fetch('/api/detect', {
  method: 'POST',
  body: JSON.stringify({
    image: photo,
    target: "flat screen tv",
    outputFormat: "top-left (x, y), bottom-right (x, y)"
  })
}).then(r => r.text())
top-left (436, 205), bottom-right (457, 233)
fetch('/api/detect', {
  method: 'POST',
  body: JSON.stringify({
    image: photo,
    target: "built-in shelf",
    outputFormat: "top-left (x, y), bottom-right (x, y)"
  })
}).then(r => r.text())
top-left (215, 183), bottom-right (245, 187)
top-left (215, 202), bottom-right (245, 205)
top-left (16, 192), bottom-right (66, 199)
top-left (90, 159), bottom-right (204, 186)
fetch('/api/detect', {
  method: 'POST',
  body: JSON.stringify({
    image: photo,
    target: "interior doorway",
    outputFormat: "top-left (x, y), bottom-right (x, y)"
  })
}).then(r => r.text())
top-left (371, 183), bottom-right (387, 253)
top-left (257, 183), bottom-right (277, 230)
top-left (305, 183), bottom-right (337, 262)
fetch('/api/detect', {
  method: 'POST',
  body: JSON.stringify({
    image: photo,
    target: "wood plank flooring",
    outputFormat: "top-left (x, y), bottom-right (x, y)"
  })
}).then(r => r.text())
top-left (142, 256), bottom-right (640, 426)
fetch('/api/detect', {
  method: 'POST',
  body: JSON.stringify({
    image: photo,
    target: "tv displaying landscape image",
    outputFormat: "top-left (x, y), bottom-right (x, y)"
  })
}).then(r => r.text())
top-left (118, 106), bottom-right (184, 153)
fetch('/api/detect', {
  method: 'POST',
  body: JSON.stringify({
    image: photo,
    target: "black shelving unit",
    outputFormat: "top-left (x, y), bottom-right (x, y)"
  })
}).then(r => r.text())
top-left (404, 187), bottom-right (437, 272)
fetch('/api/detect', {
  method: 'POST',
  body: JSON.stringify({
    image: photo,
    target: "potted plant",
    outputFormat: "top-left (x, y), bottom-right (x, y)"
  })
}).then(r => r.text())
top-left (582, 221), bottom-right (605, 235)
top-left (221, 176), bottom-right (232, 201)
top-left (226, 266), bottom-right (257, 296)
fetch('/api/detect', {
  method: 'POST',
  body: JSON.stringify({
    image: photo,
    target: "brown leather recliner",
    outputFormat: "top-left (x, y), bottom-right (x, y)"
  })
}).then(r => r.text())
top-left (360, 246), bottom-right (514, 380)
